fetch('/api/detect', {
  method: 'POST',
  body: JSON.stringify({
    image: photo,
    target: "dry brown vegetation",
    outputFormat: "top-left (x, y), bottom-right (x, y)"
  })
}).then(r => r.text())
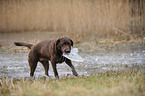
top-left (0, 69), bottom-right (144, 96)
top-left (0, 0), bottom-right (144, 39)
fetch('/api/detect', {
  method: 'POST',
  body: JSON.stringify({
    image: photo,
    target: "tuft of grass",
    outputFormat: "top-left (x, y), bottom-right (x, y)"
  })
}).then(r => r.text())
top-left (0, 70), bottom-right (144, 96)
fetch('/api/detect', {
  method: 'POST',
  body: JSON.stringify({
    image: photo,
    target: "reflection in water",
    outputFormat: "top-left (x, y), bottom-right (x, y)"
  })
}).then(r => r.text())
top-left (0, 47), bottom-right (145, 79)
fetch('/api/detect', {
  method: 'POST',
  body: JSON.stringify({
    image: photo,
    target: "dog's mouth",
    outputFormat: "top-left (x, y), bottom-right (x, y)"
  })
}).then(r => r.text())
top-left (65, 51), bottom-right (71, 54)
top-left (62, 48), bottom-right (71, 54)
top-left (64, 51), bottom-right (70, 55)
top-left (63, 52), bottom-right (71, 59)
top-left (63, 50), bottom-right (71, 56)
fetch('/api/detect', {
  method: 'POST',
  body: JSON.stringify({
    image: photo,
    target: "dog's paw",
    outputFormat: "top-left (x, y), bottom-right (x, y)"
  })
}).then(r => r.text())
top-left (73, 71), bottom-right (78, 77)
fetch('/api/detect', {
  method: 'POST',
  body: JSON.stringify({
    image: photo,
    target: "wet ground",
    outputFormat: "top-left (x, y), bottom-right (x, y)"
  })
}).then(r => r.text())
top-left (0, 32), bottom-right (145, 79)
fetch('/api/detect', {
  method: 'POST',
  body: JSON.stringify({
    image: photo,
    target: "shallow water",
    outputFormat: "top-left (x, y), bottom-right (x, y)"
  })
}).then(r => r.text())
top-left (80, 48), bottom-right (145, 75)
top-left (0, 32), bottom-right (144, 79)
top-left (0, 47), bottom-right (144, 79)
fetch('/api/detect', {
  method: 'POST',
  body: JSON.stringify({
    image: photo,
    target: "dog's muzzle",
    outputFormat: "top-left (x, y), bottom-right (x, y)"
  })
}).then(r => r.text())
top-left (65, 50), bottom-right (71, 54)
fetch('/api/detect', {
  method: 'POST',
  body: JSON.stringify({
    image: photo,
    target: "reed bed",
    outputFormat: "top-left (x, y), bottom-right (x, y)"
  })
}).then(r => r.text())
top-left (0, 0), bottom-right (144, 39)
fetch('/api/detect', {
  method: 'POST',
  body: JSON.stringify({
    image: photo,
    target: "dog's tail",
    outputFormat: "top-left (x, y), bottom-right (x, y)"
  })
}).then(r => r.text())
top-left (14, 42), bottom-right (33, 49)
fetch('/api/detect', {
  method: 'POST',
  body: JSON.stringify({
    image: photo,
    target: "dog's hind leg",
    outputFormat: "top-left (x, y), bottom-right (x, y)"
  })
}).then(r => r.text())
top-left (28, 51), bottom-right (38, 77)
top-left (40, 60), bottom-right (50, 77)
top-left (29, 60), bottom-right (38, 77)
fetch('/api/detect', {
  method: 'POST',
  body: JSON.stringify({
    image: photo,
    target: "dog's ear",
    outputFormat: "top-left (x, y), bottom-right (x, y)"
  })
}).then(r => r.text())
top-left (56, 39), bottom-right (60, 46)
top-left (70, 39), bottom-right (73, 46)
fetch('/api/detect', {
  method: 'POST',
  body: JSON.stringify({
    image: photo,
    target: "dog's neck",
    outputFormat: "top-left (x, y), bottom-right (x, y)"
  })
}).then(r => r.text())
top-left (57, 48), bottom-right (63, 56)
top-left (55, 43), bottom-right (63, 57)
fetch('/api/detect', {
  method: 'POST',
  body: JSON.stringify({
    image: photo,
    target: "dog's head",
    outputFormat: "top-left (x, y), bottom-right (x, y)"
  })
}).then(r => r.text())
top-left (56, 36), bottom-right (73, 54)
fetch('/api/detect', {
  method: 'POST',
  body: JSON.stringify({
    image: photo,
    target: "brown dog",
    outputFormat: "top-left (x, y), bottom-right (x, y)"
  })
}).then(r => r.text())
top-left (14, 36), bottom-right (78, 79)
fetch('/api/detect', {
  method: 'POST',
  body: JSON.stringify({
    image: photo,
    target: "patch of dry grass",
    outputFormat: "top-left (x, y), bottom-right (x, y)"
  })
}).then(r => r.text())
top-left (0, 70), bottom-right (144, 96)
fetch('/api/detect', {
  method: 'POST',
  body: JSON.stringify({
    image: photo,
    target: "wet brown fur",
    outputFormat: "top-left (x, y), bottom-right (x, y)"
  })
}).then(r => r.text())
top-left (14, 36), bottom-right (78, 79)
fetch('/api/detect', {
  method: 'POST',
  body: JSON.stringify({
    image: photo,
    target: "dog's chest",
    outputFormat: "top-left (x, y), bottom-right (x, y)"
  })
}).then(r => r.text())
top-left (51, 55), bottom-right (64, 64)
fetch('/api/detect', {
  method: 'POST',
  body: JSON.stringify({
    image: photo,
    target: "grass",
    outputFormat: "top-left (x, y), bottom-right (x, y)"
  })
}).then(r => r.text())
top-left (0, 69), bottom-right (144, 96)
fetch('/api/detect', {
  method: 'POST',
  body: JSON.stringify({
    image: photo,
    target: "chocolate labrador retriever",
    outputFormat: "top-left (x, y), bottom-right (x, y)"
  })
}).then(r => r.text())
top-left (14, 36), bottom-right (78, 79)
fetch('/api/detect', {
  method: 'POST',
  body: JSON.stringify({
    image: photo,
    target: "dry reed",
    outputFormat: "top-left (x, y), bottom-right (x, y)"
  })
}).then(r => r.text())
top-left (0, 69), bottom-right (144, 96)
top-left (0, 0), bottom-right (144, 38)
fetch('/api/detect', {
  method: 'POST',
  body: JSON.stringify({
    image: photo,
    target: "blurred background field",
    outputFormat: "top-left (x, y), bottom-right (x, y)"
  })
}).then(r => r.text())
top-left (0, 0), bottom-right (144, 40)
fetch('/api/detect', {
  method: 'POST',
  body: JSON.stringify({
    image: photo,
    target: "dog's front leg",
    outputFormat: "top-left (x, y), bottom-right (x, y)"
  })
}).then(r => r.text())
top-left (64, 57), bottom-right (78, 76)
top-left (51, 62), bottom-right (59, 79)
